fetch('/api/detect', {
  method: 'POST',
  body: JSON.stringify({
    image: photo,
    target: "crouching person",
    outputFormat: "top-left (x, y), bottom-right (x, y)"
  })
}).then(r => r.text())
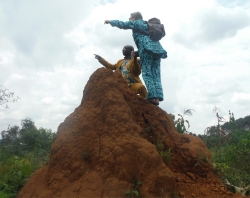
top-left (94, 45), bottom-right (147, 98)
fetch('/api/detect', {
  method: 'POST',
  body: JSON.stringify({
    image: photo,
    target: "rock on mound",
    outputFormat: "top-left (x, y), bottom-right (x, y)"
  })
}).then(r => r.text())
top-left (18, 68), bottom-right (240, 198)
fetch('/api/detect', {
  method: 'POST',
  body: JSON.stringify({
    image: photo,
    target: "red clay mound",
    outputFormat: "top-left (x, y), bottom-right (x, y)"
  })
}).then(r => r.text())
top-left (18, 68), bottom-right (242, 198)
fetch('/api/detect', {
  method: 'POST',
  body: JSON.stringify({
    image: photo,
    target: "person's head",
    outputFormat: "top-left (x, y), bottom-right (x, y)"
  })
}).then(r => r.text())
top-left (122, 45), bottom-right (134, 57)
top-left (129, 12), bottom-right (143, 21)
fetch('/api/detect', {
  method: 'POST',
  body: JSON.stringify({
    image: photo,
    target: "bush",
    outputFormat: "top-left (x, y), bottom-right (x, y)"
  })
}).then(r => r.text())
top-left (0, 156), bottom-right (32, 197)
top-left (0, 118), bottom-right (56, 197)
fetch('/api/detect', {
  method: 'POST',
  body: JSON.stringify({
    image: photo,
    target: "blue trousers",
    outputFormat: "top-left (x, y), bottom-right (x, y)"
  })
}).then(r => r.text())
top-left (140, 51), bottom-right (164, 101)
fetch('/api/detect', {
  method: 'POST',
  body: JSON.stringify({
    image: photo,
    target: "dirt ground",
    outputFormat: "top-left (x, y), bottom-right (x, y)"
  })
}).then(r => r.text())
top-left (18, 68), bottom-right (247, 198)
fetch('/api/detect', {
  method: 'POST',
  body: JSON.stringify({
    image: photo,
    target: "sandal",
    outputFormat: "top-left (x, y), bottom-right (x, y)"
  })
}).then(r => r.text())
top-left (147, 98), bottom-right (159, 106)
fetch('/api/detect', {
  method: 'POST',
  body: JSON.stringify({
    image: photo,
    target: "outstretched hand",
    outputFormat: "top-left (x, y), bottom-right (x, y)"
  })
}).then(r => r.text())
top-left (94, 54), bottom-right (101, 60)
top-left (104, 20), bottom-right (110, 24)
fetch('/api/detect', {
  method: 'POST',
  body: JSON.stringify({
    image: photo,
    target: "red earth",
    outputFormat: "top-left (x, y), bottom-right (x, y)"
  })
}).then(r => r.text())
top-left (18, 68), bottom-right (246, 198)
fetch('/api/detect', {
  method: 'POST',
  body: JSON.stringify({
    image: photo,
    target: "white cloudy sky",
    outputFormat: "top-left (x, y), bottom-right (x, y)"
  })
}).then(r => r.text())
top-left (0, 0), bottom-right (250, 135)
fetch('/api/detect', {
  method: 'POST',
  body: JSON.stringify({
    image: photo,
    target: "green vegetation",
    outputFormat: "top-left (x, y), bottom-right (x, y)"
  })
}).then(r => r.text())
top-left (200, 111), bottom-right (250, 195)
top-left (0, 118), bottom-right (56, 197)
top-left (154, 135), bottom-right (172, 165)
top-left (125, 178), bottom-right (142, 198)
top-left (171, 109), bottom-right (195, 134)
top-left (172, 106), bottom-right (250, 195)
top-left (195, 148), bottom-right (212, 167)
top-left (173, 190), bottom-right (181, 198)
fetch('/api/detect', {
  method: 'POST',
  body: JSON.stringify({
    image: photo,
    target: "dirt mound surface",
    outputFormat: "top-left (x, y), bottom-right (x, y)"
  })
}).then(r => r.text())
top-left (18, 68), bottom-right (243, 198)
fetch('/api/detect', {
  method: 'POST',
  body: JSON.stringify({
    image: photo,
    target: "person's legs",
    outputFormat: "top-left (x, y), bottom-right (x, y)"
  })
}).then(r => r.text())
top-left (151, 57), bottom-right (163, 101)
top-left (130, 83), bottom-right (147, 98)
top-left (139, 52), bottom-right (156, 99)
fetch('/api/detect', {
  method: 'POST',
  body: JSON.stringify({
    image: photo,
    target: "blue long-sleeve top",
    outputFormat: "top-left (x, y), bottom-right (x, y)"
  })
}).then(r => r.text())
top-left (110, 19), bottom-right (167, 59)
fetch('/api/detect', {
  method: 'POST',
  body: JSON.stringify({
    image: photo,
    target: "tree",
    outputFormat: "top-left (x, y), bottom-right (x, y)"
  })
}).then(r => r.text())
top-left (0, 85), bottom-right (20, 108)
top-left (1, 126), bottom-right (20, 145)
top-left (1, 118), bottom-right (56, 156)
top-left (201, 112), bottom-right (250, 195)
top-left (0, 118), bottom-right (56, 197)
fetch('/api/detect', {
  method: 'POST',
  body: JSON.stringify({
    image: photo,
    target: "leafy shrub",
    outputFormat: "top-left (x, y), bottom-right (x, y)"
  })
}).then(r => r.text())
top-left (201, 112), bottom-right (250, 191)
top-left (155, 136), bottom-right (172, 165)
top-left (0, 118), bottom-right (56, 197)
top-left (0, 156), bottom-right (32, 197)
top-left (212, 132), bottom-right (250, 186)
top-left (125, 179), bottom-right (142, 198)
top-left (171, 109), bottom-right (195, 134)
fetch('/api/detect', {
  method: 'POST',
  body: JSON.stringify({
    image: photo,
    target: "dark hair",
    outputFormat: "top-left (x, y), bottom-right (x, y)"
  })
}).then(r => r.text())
top-left (131, 12), bottom-right (143, 20)
top-left (124, 45), bottom-right (134, 51)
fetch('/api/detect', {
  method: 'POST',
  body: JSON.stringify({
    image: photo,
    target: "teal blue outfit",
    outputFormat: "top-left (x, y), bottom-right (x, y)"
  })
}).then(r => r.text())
top-left (109, 19), bottom-right (167, 101)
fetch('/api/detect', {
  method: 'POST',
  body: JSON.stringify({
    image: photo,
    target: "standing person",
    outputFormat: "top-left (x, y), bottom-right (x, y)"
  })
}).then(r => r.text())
top-left (94, 45), bottom-right (147, 98)
top-left (104, 12), bottom-right (167, 106)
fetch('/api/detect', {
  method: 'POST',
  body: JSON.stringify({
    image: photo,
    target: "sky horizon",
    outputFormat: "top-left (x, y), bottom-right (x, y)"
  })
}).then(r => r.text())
top-left (1, 0), bottom-right (250, 135)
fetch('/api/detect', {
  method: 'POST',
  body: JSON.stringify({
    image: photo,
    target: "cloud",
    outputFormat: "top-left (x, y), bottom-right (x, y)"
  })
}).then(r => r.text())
top-left (0, 0), bottom-right (101, 70)
top-left (41, 97), bottom-right (55, 106)
top-left (172, 4), bottom-right (250, 48)
top-left (99, 0), bottom-right (118, 5)
top-left (199, 7), bottom-right (250, 41)
top-left (231, 93), bottom-right (250, 105)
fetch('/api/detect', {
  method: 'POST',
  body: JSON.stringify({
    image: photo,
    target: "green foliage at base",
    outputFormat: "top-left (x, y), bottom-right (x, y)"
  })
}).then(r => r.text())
top-left (200, 113), bottom-right (250, 193)
top-left (0, 156), bottom-right (32, 197)
top-left (211, 131), bottom-right (250, 186)
top-left (195, 148), bottom-right (212, 167)
top-left (0, 118), bottom-right (56, 197)
top-left (125, 179), bottom-right (142, 198)
top-left (155, 135), bottom-right (172, 165)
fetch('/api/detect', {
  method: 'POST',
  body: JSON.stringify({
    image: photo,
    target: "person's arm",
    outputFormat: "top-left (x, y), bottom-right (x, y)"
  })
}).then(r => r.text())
top-left (130, 51), bottom-right (141, 76)
top-left (105, 20), bottom-right (137, 30)
top-left (94, 54), bottom-right (117, 70)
